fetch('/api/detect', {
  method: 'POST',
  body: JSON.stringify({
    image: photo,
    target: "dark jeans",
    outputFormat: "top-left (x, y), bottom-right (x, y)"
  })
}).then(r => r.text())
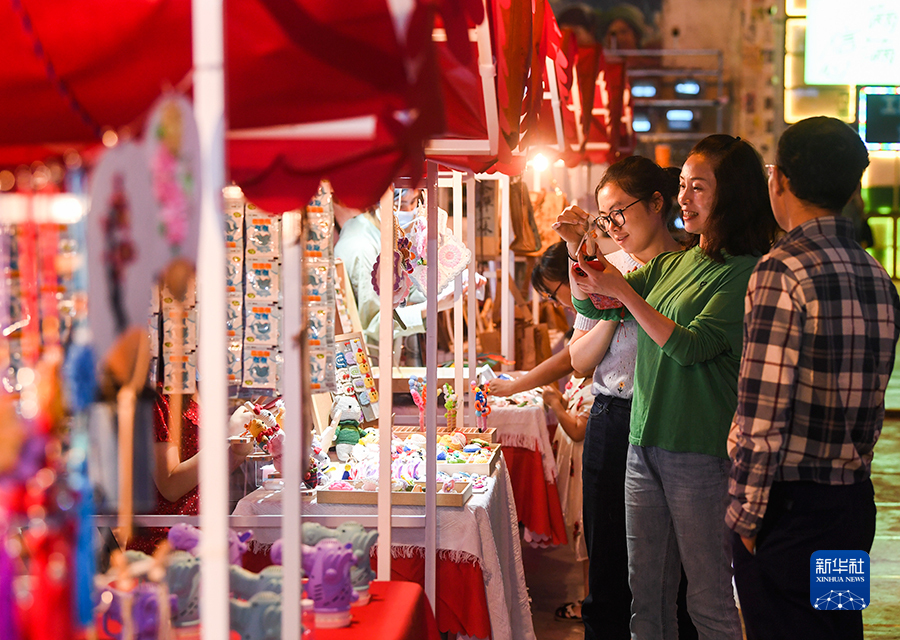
top-left (581, 393), bottom-right (632, 640)
top-left (733, 479), bottom-right (876, 640)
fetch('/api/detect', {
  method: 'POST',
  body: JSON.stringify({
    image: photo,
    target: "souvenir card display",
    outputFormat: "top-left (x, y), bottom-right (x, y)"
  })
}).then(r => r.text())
top-left (241, 205), bottom-right (283, 393)
top-left (305, 187), bottom-right (337, 392)
top-left (224, 194), bottom-right (245, 385)
top-left (333, 332), bottom-right (378, 422)
top-left (154, 278), bottom-right (198, 394)
top-left (220, 185), bottom-right (339, 395)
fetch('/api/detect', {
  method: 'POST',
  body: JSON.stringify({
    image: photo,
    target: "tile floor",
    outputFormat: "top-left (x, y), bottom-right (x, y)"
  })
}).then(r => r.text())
top-left (523, 419), bottom-right (900, 640)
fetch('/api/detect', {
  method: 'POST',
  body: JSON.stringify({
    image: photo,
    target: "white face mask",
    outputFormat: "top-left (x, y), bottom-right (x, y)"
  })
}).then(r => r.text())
top-left (396, 208), bottom-right (417, 230)
top-left (394, 188), bottom-right (422, 230)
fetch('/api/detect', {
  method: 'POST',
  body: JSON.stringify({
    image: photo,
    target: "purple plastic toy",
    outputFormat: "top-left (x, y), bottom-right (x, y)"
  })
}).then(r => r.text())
top-left (101, 583), bottom-right (177, 640)
top-left (301, 538), bottom-right (358, 628)
top-left (168, 523), bottom-right (252, 565)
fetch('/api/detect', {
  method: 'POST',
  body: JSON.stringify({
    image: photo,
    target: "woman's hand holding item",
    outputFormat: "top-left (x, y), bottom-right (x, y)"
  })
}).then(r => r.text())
top-left (229, 437), bottom-right (254, 459)
top-left (570, 251), bottom-right (625, 297)
top-left (553, 205), bottom-right (591, 250)
top-left (486, 376), bottom-right (519, 397)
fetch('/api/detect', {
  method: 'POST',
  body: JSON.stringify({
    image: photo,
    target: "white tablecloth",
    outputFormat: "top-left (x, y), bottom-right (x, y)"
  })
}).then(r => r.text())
top-left (485, 402), bottom-right (557, 484)
top-left (232, 456), bottom-right (535, 640)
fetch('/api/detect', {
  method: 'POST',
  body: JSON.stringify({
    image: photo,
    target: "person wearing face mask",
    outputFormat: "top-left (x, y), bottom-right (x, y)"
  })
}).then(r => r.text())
top-left (333, 195), bottom-right (428, 365)
top-left (560, 135), bottom-right (778, 639)
top-left (334, 189), bottom-right (483, 366)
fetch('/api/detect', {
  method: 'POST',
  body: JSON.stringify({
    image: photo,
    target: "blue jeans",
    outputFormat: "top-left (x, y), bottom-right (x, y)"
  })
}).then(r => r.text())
top-left (625, 445), bottom-right (741, 640)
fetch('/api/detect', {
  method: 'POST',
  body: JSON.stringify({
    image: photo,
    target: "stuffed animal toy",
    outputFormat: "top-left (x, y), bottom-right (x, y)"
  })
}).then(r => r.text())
top-left (329, 395), bottom-right (364, 462)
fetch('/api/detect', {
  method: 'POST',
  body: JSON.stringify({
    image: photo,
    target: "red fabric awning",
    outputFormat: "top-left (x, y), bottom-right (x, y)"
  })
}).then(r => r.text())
top-left (0, 0), bottom-right (631, 207)
top-left (225, 0), bottom-right (450, 210)
top-left (0, 0), bottom-right (192, 151)
top-left (0, 0), bottom-right (449, 210)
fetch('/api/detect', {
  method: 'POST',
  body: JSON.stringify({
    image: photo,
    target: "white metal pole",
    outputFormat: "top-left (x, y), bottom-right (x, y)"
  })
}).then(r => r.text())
top-left (500, 174), bottom-right (512, 371)
top-left (191, 1), bottom-right (228, 638)
top-left (452, 171), bottom-right (464, 424)
top-left (466, 175), bottom-right (477, 430)
top-left (424, 161), bottom-right (438, 608)
top-left (280, 212), bottom-right (303, 640)
top-left (377, 188), bottom-right (394, 579)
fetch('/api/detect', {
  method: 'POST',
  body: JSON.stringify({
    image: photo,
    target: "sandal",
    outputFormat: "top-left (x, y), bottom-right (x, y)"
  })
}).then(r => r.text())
top-left (554, 600), bottom-right (583, 622)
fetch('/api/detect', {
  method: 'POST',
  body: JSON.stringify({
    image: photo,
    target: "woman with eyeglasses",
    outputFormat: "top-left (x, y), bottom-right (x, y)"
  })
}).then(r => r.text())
top-left (553, 156), bottom-right (684, 637)
top-left (559, 136), bottom-right (779, 639)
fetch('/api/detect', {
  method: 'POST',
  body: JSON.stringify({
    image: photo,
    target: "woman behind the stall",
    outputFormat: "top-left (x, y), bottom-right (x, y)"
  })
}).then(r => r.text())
top-left (553, 156), bottom-right (684, 637)
top-left (561, 135), bottom-right (778, 638)
top-left (100, 328), bottom-right (251, 555)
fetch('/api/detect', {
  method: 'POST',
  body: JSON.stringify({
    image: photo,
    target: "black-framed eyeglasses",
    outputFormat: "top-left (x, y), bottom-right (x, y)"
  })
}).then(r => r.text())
top-left (543, 280), bottom-right (564, 304)
top-left (594, 198), bottom-right (643, 233)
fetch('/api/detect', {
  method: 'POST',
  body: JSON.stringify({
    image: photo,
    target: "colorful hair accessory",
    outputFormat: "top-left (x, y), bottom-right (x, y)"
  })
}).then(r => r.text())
top-left (328, 481), bottom-right (354, 491)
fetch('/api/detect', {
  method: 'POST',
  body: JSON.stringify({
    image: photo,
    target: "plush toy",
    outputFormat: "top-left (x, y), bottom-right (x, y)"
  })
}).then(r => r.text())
top-left (330, 395), bottom-right (364, 462)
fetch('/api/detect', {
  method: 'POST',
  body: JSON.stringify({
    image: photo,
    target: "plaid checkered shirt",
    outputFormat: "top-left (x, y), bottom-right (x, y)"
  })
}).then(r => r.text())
top-left (727, 215), bottom-right (900, 537)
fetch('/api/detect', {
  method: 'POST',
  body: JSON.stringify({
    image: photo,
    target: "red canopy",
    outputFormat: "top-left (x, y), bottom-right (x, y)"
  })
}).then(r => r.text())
top-left (0, 0), bottom-right (631, 208)
top-left (0, 0), bottom-right (450, 209)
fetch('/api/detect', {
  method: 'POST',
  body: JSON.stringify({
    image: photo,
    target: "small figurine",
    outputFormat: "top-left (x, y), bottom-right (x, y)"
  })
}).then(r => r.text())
top-left (471, 381), bottom-right (491, 432)
top-left (443, 383), bottom-right (458, 430)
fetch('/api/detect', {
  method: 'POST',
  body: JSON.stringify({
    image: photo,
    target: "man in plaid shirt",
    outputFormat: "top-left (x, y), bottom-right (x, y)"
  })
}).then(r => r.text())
top-left (727, 116), bottom-right (900, 639)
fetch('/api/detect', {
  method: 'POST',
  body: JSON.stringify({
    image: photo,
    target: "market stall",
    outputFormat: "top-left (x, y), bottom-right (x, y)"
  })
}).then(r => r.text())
top-left (0, 0), bottom-right (636, 638)
top-left (233, 456), bottom-right (530, 640)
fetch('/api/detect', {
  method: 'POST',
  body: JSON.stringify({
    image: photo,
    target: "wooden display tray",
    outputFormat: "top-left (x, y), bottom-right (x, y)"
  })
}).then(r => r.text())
top-left (316, 480), bottom-right (473, 507)
top-left (436, 443), bottom-right (501, 477)
top-left (391, 425), bottom-right (496, 444)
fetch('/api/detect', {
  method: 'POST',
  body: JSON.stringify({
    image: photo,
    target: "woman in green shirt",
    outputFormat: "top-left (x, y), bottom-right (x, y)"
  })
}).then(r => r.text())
top-left (561, 135), bottom-right (778, 639)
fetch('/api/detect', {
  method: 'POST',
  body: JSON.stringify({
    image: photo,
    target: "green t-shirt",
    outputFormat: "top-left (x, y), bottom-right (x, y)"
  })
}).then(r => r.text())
top-left (574, 246), bottom-right (759, 458)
